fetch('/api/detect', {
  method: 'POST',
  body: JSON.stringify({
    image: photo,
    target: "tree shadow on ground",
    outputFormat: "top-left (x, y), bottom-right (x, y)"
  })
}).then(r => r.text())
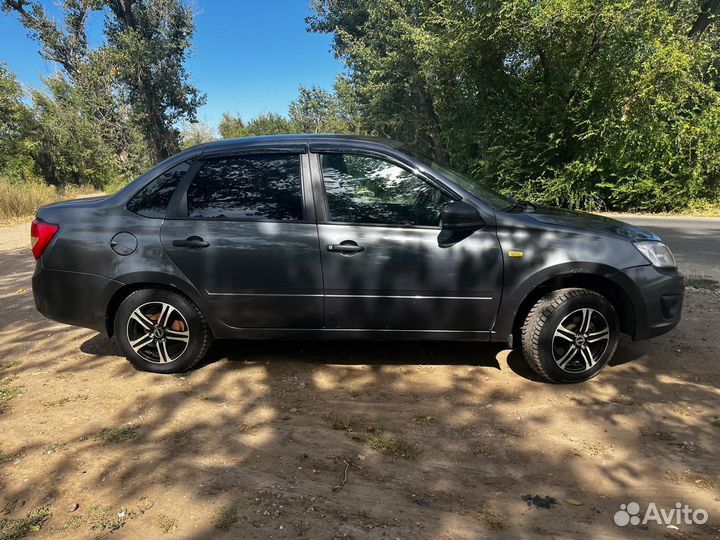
top-left (1, 227), bottom-right (718, 539)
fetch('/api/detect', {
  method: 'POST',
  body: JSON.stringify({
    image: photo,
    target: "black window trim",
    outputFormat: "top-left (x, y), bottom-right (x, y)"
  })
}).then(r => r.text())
top-left (165, 150), bottom-right (313, 224)
top-left (311, 150), bottom-right (458, 230)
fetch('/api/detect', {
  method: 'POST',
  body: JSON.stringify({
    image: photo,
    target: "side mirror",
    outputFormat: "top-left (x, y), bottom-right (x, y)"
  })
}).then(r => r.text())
top-left (441, 201), bottom-right (484, 231)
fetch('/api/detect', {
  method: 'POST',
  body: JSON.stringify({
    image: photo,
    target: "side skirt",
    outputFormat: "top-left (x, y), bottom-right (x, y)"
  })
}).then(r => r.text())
top-left (210, 327), bottom-right (493, 341)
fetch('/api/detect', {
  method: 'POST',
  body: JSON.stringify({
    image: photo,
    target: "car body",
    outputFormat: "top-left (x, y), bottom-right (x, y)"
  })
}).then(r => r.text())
top-left (31, 135), bottom-right (684, 382)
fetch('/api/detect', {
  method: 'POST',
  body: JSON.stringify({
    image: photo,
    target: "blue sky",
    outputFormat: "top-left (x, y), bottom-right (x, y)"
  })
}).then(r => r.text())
top-left (0, 0), bottom-right (344, 128)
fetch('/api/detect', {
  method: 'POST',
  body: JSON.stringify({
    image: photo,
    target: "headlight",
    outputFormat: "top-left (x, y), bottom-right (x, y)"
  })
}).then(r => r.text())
top-left (634, 241), bottom-right (677, 268)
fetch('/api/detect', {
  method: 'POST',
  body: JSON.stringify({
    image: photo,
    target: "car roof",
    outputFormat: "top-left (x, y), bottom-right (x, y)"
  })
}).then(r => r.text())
top-left (191, 134), bottom-right (405, 153)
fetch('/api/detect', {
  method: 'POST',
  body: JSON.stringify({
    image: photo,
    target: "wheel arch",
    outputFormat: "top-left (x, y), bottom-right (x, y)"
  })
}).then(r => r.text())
top-left (104, 273), bottom-right (215, 337)
top-left (509, 273), bottom-right (636, 346)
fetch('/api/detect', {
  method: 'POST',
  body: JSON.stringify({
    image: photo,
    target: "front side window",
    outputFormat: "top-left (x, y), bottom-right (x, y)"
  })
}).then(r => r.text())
top-left (320, 153), bottom-right (452, 226)
top-left (127, 159), bottom-right (193, 218)
top-left (401, 146), bottom-right (514, 210)
top-left (187, 154), bottom-right (303, 221)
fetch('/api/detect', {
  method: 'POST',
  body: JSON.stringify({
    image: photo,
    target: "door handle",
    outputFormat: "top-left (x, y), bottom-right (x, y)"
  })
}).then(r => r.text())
top-left (172, 236), bottom-right (210, 249)
top-left (327, 242), bottom-right (365, 254)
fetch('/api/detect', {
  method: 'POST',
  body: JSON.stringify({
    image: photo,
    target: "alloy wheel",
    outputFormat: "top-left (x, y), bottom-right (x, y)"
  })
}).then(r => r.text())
top-left (551, 308), bottom-right (610, 373)
top-left (125, 301), bottom-right (190, 363)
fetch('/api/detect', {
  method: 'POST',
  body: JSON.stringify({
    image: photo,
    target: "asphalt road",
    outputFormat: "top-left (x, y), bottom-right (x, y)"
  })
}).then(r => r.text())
top-left (604, 214), bottom-right (720, 279)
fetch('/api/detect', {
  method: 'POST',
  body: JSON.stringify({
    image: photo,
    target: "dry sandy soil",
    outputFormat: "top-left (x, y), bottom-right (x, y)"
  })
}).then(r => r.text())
top-left (0, 220), bottom-right (718, 539)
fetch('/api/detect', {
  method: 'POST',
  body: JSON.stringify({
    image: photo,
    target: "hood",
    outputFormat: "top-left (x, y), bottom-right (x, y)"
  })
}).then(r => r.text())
top-left (526, 206), bottom-right (660, 241)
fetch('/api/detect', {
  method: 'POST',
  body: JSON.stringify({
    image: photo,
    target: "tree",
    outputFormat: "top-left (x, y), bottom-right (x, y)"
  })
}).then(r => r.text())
top-left (102, 0), bottom-right (206, 160)
top-left (288, 84), bottom-right (355, 133)
top-left (180, 121), bottom-right (215, 149)
top-left (0, 63), bottom-right (33, 177)
top-left (218, 112), bottom-right (293, 138)
top-left (3, 0), bottom-right (206, 162)
top-left (689, 0), bottom-right (720, 40)
top-left (308, 0), bottom-right (449, 161)
top-left (309, 0), bottom-right (720, 212)
top-left (218, 112), bottom-right (246, 139)
top-left (219, 80), bottom-right (362, 139)
top-left (2, 0), bottom-right (89, 77)
top-left (28, 74), bottom-right (150, 188)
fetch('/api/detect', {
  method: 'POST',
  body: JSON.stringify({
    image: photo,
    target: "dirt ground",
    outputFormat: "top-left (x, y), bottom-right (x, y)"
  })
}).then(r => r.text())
top-left (1, 220), bottom-right (718, 540)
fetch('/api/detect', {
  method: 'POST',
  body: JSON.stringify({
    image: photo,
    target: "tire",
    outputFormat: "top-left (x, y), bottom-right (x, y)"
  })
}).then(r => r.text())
top-left (114, 289), bottom-right (211, 374)
top-left (520, 288), bottom-right (619, 383)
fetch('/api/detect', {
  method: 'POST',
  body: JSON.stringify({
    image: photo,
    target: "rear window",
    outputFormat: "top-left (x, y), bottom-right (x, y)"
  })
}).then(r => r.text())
top-left (186, 154), bottom-right (303, 221)
top-left (127, 160), bottom-right (193, 218)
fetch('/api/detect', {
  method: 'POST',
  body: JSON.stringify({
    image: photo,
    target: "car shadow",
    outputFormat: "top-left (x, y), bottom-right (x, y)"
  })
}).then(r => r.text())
top-left (81, 332), bottom-right (507, 371)
top-left (80, 331), bottom-right (648, 382)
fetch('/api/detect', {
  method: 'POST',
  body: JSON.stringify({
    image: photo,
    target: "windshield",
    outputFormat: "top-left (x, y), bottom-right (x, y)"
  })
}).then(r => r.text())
top-left (402, 148), bottom-right (514, 210)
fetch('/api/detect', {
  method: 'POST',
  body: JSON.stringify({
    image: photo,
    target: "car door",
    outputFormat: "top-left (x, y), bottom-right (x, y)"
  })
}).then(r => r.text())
top-left (310, 149), bottom-right (503, 333)
top-left (160, 150), bottom-right (324, 328)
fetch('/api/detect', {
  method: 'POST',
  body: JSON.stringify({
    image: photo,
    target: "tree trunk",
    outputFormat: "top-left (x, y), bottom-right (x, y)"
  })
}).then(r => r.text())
top-left (689, 0), bottom-right (720, 40)
top-left (421, 87), bottom-right (448, 163)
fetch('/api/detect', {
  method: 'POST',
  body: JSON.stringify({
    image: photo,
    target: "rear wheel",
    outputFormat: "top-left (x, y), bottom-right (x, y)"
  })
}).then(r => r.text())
top-left (521, 288), bottom-right (619, 383)
top-left (114, 289), bottom-right (211, 374)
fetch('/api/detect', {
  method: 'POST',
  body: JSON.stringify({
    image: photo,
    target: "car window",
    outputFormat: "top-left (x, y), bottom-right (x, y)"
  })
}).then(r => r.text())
top-left (320, 153), bottom-right (453, 226)
top-left (401, 146), bottom-right (514, 210)
top-left (186, 154), bottom-right (303, 221)
top-left (126, 159), bottom-right (193, 218)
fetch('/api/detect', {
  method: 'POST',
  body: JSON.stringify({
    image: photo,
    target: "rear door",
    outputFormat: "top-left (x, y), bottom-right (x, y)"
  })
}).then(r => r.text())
top-left (160, 150), bottom-right (324, 328)
top-left (310, 148), bottom-right (503, 333)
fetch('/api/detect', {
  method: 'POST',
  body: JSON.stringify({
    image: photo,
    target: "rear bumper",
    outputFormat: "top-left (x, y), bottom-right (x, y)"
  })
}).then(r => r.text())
top-left (32, 262), bottom-right (123, 334)
top-left (611, 265), bottom-right (685, 340)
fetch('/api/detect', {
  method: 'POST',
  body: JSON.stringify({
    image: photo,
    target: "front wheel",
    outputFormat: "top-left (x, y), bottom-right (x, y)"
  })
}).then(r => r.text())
top-left (521, 288), bottom-right (619, 383)
top-left (114, 289), bottom-right (212, 374)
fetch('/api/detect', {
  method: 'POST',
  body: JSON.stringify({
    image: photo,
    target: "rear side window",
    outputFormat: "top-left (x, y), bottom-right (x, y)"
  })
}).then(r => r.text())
top-left (127, 160), bottom-right (193, 218)
top-left (186, 154), bottom-right (302, 221)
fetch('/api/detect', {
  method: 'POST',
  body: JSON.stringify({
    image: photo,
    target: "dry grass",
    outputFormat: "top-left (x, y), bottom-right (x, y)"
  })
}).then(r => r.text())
top-left (367, 432), bottom-right (421, 460)
top-left (0, 177), bottom-right (100, 221)
top-left (0, 377), bottom-right (22, 408)
top-left (157, 514), bottom-right (178, 534)
top-left (96, 424), bottom-right (138, 445)
top-left (212, 507), bottom-right (238, 531)
top-left (686, 275), bottom-right (719, 290)
top-left (87, 505), bottom-right (126, 532)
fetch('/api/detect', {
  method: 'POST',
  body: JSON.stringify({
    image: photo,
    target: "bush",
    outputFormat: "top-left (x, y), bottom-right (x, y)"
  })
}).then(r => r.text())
top-left (0, 176), bottom-right (98, 220)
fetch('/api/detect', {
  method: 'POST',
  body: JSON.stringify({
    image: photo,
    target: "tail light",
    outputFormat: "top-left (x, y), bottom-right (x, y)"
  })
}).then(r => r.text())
top-left (30, 220), bottom-right (59, 260)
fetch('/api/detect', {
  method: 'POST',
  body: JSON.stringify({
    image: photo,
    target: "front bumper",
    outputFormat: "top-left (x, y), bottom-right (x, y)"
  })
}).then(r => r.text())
top-left (32, 262), bottom-right (123, 334)
top-left (611, 265), bottom-right (685, 340)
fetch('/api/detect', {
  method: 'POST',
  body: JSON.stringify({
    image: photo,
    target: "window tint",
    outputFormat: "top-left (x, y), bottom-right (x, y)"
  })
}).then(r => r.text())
top-left (320, 153), bottom-right (452, 226)
top-left (187, 154), bottom-right (302, 221)
top-left (127, 160), bottom-right (193, 218)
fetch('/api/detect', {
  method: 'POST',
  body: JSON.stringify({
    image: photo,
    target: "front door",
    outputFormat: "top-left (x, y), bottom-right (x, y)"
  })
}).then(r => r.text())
top-left (161, 152), bottom-right (324, 328)
top-left (312, 151), bottom-right (502, 332)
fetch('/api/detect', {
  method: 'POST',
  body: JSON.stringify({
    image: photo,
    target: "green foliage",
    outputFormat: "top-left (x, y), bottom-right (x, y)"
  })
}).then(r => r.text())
top-left (2, 0), bottom-right (204, 173)
top-left (309, 0), bottom-right (720, 211)
top-left (289, 82), bottom-right (359, 133)
top-left (219, 111), bottom-right (293, 138)
top-left (0, 63), bottom-right (34, 180)
top-left (4, 0), bottom-right (720, 213)
top-left (103, 0), bottom-right (206, 159)
top-left (29, 75), bottom-right (147, 188)
top-left (219, 77), bottom-right (361, 140)
top-left (217, 112), bottom-right (245, 139)
top-left (0, 507), bottom-right (51, 540)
